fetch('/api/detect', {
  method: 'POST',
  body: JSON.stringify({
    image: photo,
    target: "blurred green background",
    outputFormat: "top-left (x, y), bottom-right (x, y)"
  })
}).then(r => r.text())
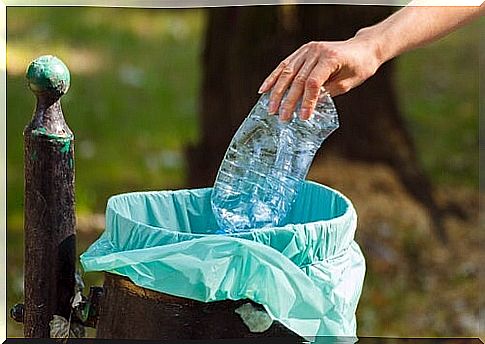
top-left (6, 7), bottom-right (481, 338)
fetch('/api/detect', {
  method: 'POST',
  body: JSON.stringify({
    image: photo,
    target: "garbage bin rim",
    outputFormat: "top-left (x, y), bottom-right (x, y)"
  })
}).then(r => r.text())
top-left (105, 180), bottom-right (356, 238)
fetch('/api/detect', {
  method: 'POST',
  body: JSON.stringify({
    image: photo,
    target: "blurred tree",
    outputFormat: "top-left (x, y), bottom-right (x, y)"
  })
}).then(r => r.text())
top-left (186, 5), bottom-right (447, 242)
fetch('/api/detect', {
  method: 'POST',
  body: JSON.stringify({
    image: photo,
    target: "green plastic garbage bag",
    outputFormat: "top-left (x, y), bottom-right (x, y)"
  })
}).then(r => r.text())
top-left (80, 180), bottom-right (365, 339)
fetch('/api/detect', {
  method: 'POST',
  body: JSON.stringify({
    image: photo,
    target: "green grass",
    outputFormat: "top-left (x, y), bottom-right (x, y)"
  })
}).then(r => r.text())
top-left (395, 20), bottom-right (480, 188)
top-left (7, 7), bottom-right (205, 337)
top-left (7, 7), bottom-right (204, 215)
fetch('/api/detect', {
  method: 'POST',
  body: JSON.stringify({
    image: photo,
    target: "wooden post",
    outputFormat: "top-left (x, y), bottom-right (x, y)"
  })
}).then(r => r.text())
top-left (23, 55), bottom-right (76, 338)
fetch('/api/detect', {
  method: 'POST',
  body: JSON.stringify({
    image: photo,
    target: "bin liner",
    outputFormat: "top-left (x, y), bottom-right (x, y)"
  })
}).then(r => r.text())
top-left (80, 180), bottom-right (365, 339)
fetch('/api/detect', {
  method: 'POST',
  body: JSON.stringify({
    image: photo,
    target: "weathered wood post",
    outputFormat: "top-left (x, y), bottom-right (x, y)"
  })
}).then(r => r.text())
top-left (23, 55), bottom-right (76, 338)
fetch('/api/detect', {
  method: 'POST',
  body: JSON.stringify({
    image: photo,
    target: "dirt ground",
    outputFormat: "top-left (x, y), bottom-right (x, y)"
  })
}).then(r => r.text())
top-left (309, 157), bottom-right (482, 337)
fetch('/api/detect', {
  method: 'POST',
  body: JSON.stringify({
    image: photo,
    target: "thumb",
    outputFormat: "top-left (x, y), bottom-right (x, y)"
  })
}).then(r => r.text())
top-left (323, 79), bottom-right (354, 97)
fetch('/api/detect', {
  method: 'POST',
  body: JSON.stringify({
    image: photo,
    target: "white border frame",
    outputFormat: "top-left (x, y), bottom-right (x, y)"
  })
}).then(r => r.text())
top-left (1, 0), bottom-right (483, 341)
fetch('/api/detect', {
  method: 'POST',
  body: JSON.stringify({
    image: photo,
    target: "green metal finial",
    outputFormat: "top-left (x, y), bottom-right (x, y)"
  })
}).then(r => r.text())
top-left (26, 55), bottom-right (70, 95)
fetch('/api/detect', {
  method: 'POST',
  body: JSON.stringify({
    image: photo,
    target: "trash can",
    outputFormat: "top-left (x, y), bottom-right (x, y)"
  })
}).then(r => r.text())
top-left (80, 180), bottom-right (365, 341)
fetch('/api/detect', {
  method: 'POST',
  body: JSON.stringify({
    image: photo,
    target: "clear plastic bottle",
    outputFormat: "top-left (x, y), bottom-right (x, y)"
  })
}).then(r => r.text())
top-left (211, 91), bottom-right (339, 233)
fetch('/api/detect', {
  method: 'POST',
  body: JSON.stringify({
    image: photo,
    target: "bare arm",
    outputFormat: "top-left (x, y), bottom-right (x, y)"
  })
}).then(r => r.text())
top-left (362, 2), bottom-right (484, 63)
top-left (259, 3), bottom-right (484, 121)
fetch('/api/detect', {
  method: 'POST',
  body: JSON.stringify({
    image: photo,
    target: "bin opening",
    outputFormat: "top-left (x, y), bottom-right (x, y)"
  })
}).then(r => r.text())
top-left (107, 181), bottom-right (349, 236)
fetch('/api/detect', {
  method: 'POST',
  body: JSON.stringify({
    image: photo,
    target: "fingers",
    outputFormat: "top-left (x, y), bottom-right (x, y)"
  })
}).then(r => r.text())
top-left (259, 42), bottom-right (346, 121)
top-left (258, 46), bottom-right (305, 95)
top-left (299, 60), bottom-right (335, 120)
top-left (279, 56), bottom-right (318, 121)
top-left (258, 61), bottom-right (287, 95)
top-left (267, 51), bottom-right (307, 115)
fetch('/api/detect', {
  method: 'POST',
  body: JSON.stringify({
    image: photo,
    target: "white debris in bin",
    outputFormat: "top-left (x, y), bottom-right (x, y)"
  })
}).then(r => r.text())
top-left (235, 303), bottom-right (273, 333)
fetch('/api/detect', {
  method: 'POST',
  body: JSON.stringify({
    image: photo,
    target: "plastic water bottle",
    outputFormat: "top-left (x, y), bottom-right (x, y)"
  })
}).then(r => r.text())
top-left (211, 90), bottom-right (339, 233)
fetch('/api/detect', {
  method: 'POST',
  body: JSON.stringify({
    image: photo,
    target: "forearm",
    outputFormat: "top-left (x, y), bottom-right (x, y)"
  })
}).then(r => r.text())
top-left (355, 2), bottom-right (484, 65)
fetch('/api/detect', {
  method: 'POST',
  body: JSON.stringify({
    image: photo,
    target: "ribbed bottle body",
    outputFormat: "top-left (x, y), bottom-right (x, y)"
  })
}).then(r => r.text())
top-left (211, 92), bottom-right (339, 233)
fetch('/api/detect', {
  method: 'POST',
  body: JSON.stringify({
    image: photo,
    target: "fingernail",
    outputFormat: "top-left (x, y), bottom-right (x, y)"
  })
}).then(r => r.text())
top-left (280, 108), bottom-right (288, 118)
top-left (258, 82), bottom-right (267, 94)
top-left (300, 108), bottom-right (310, 120)
top-left (268, 101), bottom-right (277, 114)
top-left (278, 112), bottom-right (289, 122)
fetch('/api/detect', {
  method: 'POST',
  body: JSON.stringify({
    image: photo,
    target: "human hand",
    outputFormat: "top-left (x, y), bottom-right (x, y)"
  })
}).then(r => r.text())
top-left (258, 34), bottom-right (382, 121)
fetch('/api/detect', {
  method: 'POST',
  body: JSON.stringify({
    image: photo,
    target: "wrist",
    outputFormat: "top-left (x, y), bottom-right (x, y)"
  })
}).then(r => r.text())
top-left (353, 26), bottom-right (388, 68)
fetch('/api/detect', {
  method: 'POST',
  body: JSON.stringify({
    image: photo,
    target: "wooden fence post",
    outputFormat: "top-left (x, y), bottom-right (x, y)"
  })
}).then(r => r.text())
top-left (23, 55), bottom-right (76, 338)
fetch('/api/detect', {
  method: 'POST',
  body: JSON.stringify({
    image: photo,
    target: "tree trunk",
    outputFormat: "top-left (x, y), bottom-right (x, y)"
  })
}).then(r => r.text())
top-left (186, 6), bottom-right (295, 185)
top-left (187, 5), bottom-right (447, 242)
